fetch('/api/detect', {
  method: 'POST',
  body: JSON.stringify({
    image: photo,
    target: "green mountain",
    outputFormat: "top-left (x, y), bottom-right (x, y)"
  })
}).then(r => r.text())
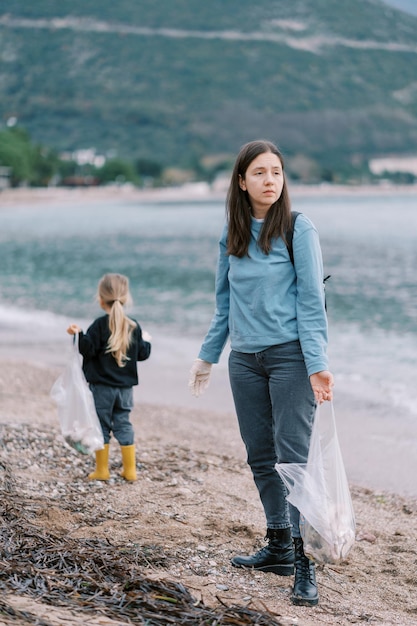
top-left (1, 0), bottom-right (417, 172)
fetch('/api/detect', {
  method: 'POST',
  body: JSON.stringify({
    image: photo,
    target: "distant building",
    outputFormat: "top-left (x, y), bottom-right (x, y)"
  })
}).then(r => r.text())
top-left (0, 166), bottom-right (11, 190)
top-left (369, 156), bottom-right (417, 176)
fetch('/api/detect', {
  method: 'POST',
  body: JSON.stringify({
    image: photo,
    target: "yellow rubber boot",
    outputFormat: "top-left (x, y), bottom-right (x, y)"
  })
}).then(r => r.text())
top-left (120, 444), bottom-right (137, 481)
top-left (88, 444), bottom-right (110, 480)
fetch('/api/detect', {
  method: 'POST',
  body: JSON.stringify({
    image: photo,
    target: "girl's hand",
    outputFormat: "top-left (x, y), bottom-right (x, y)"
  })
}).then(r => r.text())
top-left (310, 370), bottom-right (334, 404)
top-left (67, 324), bottom-right (81, 335)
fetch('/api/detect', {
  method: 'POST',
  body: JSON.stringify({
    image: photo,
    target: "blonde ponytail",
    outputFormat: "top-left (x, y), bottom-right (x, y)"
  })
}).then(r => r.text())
top-left (98, 274), bottom-right (136, 367)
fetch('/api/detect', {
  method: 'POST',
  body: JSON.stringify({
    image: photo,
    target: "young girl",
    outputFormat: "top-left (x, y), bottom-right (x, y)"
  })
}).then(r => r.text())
top-left (67, 273), bottom-right (151, 482)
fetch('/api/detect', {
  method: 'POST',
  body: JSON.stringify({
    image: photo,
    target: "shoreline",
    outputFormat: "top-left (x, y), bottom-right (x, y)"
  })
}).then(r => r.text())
top-left (1, 346), bottom-right (417, 500)
top-left (2, 351), bottom-right (417, 506)
top-left (1, 187), bottom-right (417, 500)
top-left (1, 181), bottom-right (417, 208)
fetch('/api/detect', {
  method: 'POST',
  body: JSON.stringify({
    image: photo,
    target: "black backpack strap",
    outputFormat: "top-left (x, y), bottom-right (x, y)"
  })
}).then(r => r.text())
top-left (286, 211), bottom-right (300, 266)
top-left (287, 211), bottom-right (331, 311)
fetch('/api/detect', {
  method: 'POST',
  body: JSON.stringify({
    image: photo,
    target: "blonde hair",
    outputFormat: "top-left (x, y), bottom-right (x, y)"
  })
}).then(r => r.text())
top-left (98, 273), bottom-right (136, 367)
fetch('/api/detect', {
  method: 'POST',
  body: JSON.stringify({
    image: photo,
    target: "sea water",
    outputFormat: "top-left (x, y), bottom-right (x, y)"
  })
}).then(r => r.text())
top-left (1, 190), bottom-right (417, 493)
top-left (1, 191), bottom-right (417, 409)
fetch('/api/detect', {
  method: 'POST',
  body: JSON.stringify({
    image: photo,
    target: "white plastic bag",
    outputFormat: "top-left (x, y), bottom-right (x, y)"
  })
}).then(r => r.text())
top-left (276, 401), bottom-right (355, 563)
top-left (50, 335), bottom-right (104, 455)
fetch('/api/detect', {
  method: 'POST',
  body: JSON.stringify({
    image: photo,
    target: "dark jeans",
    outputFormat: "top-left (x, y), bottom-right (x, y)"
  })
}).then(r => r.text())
top-left (90, 384), bottom-right (134, 446)
top-left (228, 341), bottom-right (316, 537)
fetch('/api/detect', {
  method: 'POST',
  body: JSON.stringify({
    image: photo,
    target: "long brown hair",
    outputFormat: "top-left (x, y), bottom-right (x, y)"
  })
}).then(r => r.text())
top-left (98, 273), bottom-right (136, 367)
top-left (226, 140), bottom-right (292, 257)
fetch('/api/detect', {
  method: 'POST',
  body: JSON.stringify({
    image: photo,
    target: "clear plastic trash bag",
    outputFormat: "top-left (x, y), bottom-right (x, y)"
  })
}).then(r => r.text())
top-left (276, 401), bottom-right (355, 563)
top-left (50, 336), bottom-right (104, 455)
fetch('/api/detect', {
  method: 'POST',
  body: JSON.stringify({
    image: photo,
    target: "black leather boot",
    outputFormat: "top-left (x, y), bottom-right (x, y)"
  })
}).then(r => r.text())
top-left (291, 537), bottom-right (319, 606)
top-left (231, 528), bottom-right (294, 576)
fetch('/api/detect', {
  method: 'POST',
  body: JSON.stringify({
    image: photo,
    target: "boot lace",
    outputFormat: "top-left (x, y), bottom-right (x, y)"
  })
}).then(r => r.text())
top-left (297, 555), bottom-right (315, 582)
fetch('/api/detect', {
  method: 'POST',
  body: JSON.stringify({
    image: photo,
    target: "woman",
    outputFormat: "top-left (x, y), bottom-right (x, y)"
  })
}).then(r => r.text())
top-left (189, 140), bottom-right (333, 606)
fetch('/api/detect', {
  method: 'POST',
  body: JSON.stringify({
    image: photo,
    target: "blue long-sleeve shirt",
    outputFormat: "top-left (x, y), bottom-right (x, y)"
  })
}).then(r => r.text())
top-left (198, 213), bottom-right (328, 377)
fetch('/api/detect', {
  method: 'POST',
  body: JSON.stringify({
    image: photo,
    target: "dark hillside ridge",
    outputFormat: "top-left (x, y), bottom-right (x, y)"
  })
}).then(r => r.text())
top-left (0, 0), bottom-right (416, 168)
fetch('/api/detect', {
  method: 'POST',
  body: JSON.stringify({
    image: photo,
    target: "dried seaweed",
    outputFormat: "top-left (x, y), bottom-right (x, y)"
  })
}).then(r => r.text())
top-left (0, 455), bottom-right (285, 626)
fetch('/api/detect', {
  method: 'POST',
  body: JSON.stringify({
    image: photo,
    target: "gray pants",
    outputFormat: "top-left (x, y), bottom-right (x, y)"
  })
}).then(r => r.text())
top-left (228, 341), bottom-right (316, 537)
top-left (90, 384), bottom-right (134, 446)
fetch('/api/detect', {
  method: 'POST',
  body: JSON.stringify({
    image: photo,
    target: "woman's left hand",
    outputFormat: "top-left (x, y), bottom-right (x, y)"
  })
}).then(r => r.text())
top-left (309, 370), bottom-right (334, 404)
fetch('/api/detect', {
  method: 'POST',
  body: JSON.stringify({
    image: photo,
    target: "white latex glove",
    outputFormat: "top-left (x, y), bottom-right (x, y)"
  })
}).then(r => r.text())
top-left (188, 358), bottom-right (212, 397)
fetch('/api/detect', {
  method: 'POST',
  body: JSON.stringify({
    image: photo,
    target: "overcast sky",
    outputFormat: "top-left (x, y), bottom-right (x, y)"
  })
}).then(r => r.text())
top-left (382, 0), bottom-right (417, 15)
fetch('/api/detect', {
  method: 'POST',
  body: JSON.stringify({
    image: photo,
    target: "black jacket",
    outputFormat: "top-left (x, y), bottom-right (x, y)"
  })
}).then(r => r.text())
top-left (78, 315), bottom-right (151, 387)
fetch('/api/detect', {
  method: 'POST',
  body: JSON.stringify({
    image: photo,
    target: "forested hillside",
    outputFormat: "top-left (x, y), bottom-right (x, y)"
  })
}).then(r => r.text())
top-left (0, 0), bottom-right (417, 175)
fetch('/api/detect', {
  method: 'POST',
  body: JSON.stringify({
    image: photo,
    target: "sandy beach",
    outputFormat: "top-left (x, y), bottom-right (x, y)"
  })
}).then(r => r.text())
top-left (1, 186), bottom-right (417, 625)
top-left (1, 180), bottom-right (417, 209)
top-left (1, 358), bottom-right (417, 626)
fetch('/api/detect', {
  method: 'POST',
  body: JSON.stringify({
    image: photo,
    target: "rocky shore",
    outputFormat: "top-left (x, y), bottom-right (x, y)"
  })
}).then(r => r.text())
top-left (1, 359), bottom-right (417, 625)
